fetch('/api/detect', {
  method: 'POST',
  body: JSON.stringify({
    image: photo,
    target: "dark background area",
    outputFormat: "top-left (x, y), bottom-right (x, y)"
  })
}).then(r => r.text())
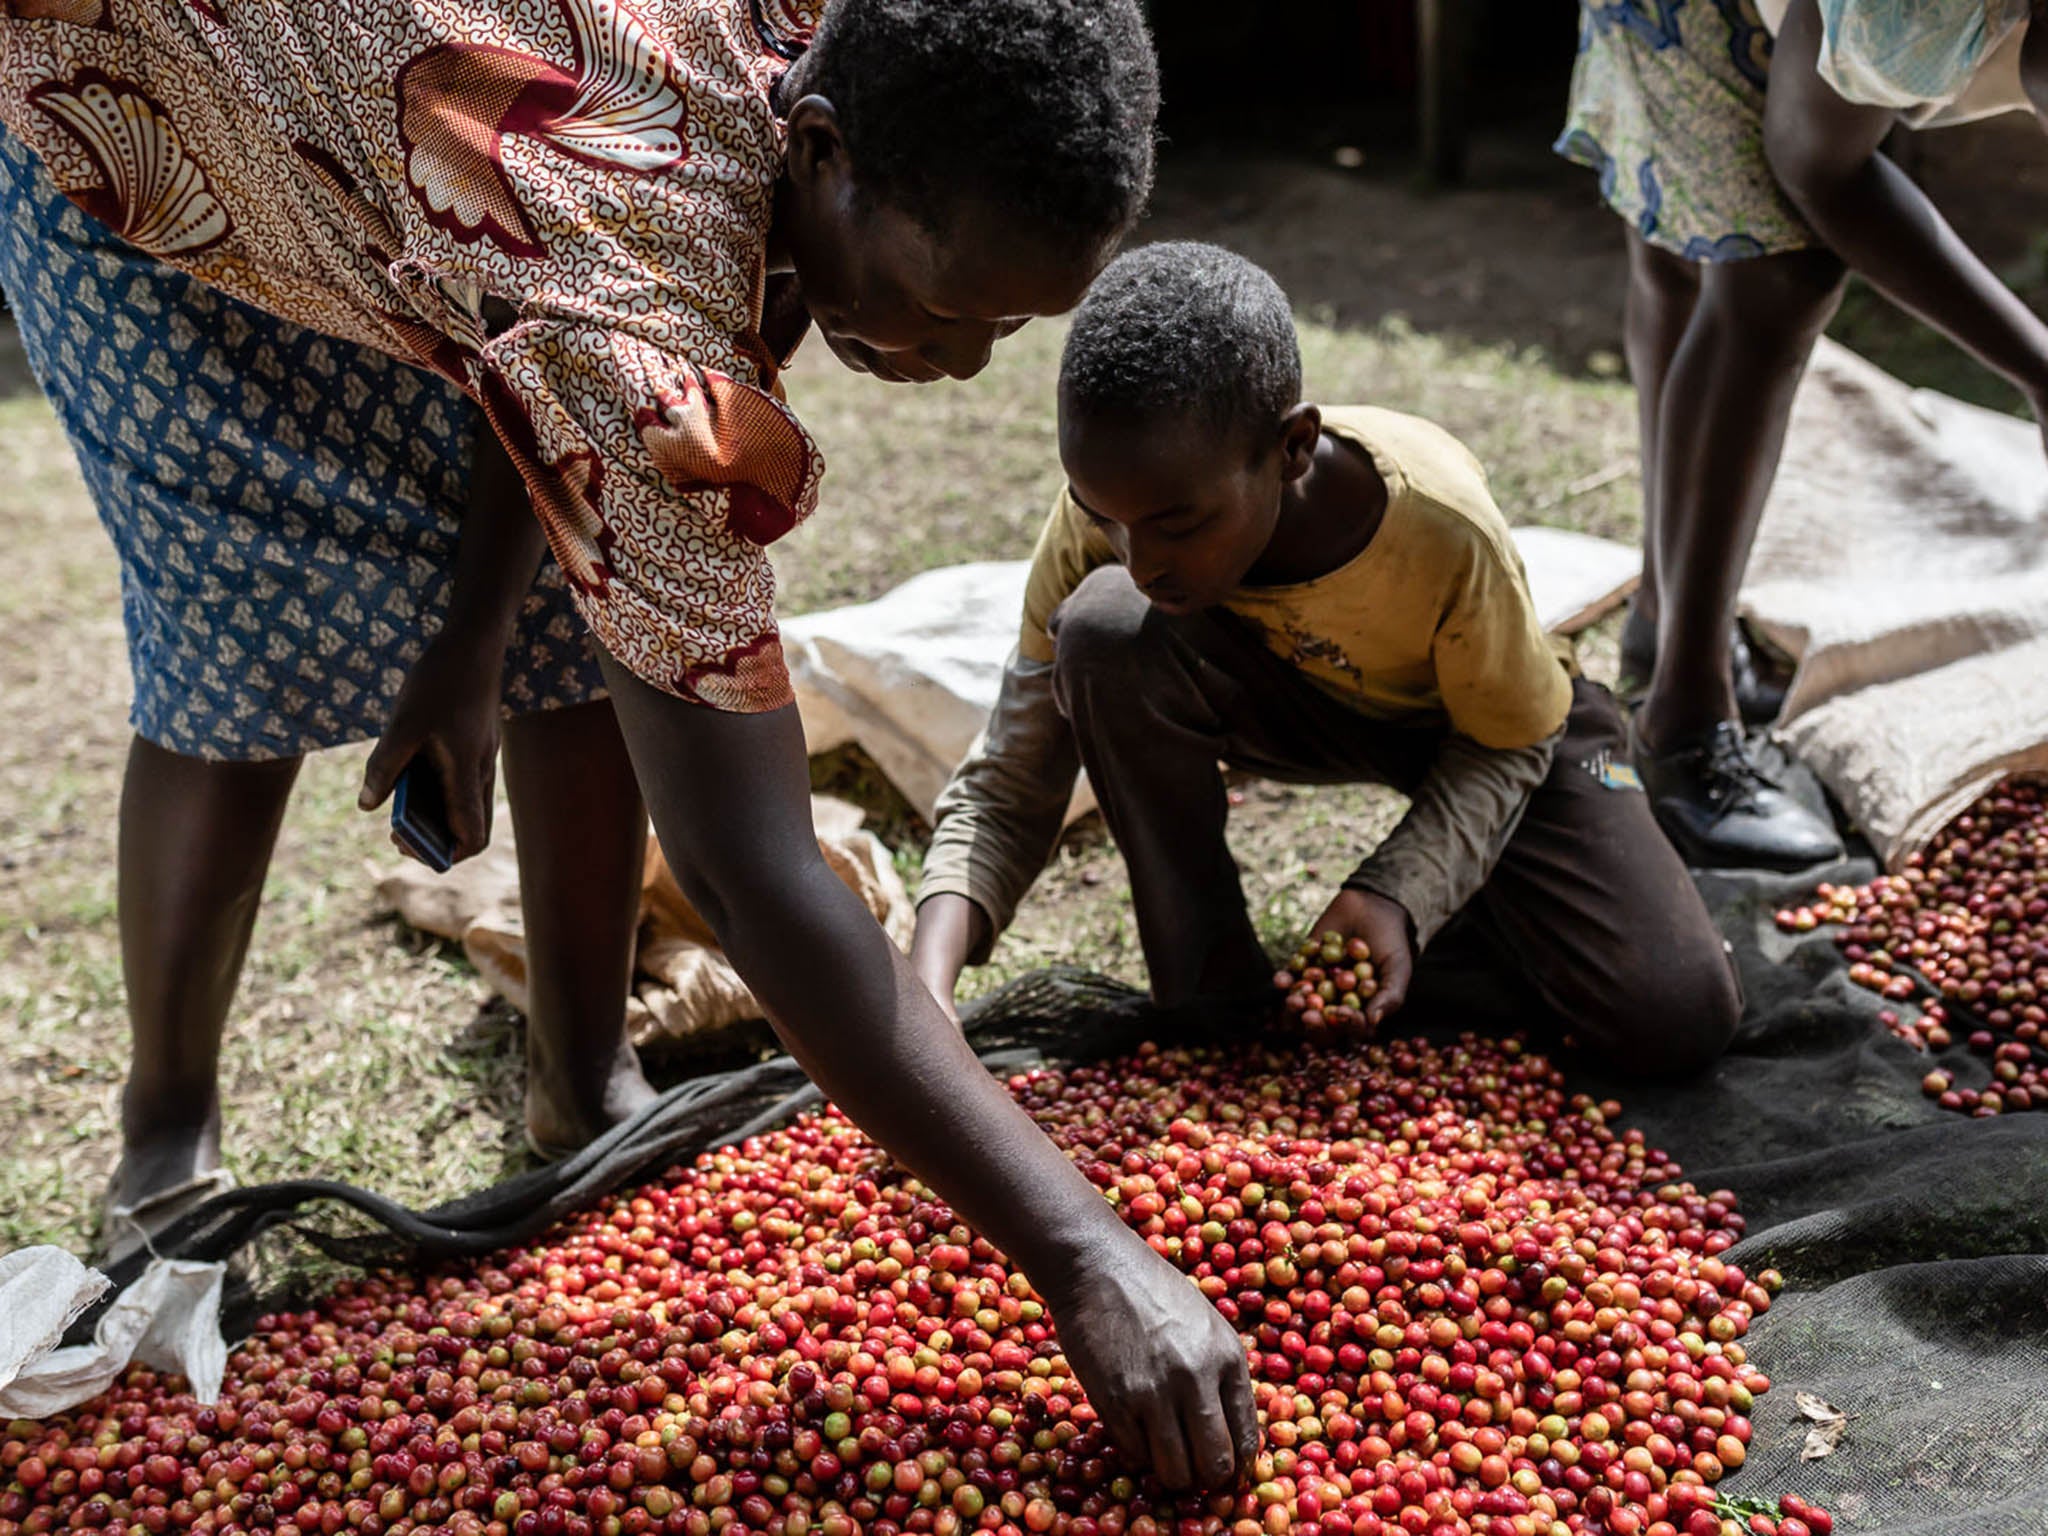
top-left (1137, 0), bottom-right (2048, 410)
top-left (1145, 0), bottom-right (1579, 153)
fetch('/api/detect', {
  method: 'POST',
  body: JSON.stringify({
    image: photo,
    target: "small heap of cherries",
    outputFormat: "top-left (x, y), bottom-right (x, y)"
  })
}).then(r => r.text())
top-left (1776, 778), bottom-right (2048, 1117)
top-left (1274, 933), bottom-right (1378, 1037)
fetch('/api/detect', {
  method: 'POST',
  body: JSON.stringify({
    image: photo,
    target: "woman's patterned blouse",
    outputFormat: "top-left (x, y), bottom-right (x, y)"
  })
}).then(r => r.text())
top-left (1, 0), bottom-right (829, 709)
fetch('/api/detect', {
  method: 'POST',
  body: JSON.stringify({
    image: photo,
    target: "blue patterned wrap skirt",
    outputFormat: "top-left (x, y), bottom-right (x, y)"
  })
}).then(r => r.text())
top-left (1556, 0), bottom-right (1822, 261)
top-left (0, 126), bottom-right (605, 761)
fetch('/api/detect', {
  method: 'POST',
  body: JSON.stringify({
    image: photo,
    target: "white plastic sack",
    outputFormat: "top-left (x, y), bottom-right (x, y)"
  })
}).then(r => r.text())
top-left (1514, 525), bottom-right (1644, 634)
top-left (782, 533), bottom-right (1640, 825)
top-left (0, 1248), bottom-right (226, 1418)
top-left (1742, 339), bottom-right (2048, 863)
top-left (783, 562), bottom-right (1070, 825)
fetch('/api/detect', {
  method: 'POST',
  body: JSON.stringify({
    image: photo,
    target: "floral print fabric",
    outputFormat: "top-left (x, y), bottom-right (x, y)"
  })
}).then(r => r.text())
top-left (0, 0), bottom-right (828, 709)
top-left (1557, 0), bottom-right (1821, 261)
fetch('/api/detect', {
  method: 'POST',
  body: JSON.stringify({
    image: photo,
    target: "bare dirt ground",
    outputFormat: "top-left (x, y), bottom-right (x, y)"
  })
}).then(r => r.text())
top-left (1, 112), bottom-right (2041, 1254)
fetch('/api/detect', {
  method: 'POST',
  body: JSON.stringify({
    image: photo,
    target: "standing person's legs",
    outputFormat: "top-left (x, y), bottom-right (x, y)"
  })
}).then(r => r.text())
top-left (1629, 248), bottom-right (1848, 869)
top-left (459, 418), bottom-right (650, 1154)
top-left (0, 130), bottom-right (316, 1241)
top-left (1050, 568), bottom-right (1437, 1007)
top-left (1619, 234), bottom-right (1792, 723)
top-left (114, 742), bottom-right (299, 1210)
top-left (1558, 0), bottom-right (1841, 750)
top-left (1639, 247), bottom-right (1845, 748)
top-left (1458, 680), bottom-right (1741, 1076)
top-left (1618, 230), bottom-right (1701, 681)
top-left (502, 698), bottom-right (656, 1154)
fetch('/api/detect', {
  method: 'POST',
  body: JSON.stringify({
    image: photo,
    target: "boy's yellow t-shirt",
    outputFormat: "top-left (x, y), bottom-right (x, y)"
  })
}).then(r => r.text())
top-left (1017, 406), bottom-right (1575, 751)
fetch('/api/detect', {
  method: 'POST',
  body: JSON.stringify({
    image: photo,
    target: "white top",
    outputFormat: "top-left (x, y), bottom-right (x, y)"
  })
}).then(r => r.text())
top-left (1755, 0), bottom-right (2034, 127)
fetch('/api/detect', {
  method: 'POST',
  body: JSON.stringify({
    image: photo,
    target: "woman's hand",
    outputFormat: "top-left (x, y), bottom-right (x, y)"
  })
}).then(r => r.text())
top-left (358, 629), bottom-right (504, 864)
top-left (910, 887), bottom-right (1259, 1478)
top-left (1042, 1234), bottom-right (1260, 1490)
top-left (355, 427), bottom-right (545, 865)
top-left (1303, 887), bottom-right (1416, 1030)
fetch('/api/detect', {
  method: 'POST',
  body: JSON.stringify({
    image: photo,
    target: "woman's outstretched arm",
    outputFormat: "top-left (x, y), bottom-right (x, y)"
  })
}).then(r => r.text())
top-left (598, 653), bottom-right (1261, 1492)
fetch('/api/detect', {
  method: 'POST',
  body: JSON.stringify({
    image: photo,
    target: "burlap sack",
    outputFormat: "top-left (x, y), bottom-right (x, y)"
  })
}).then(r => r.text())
top-left (377, 795), bottom-right (914, 1050)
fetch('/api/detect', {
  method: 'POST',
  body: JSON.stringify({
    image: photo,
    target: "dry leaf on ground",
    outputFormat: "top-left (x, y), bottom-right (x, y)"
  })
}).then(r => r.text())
top-left (1796, 1392), bottom-right (1846, 1423)
top-left (1795, 1391), bottom-right (1849, 1460)
top-left (1801, 1419), bottom-right (1849, 1461)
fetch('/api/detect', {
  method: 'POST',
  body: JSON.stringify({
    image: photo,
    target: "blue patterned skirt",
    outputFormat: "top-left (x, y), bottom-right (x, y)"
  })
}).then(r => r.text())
top-left (1556, 0), bottom-right (1822, 261)
top-left (0, 127), bottom-right (604, 760)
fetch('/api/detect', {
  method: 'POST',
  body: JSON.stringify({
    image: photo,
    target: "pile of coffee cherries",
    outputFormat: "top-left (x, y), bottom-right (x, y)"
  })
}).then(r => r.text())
top-left (1275, 934), bottom-right (1377, 1036)
top-left (3, 1036), bottom-right (1827, 1536)
top-left (1775, 778), bottom-right (2047, 1116)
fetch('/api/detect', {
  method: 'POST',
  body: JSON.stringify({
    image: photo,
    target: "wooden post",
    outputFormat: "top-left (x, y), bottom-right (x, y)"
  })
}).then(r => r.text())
top-left (1418, 0), bottom-right (1472, 186)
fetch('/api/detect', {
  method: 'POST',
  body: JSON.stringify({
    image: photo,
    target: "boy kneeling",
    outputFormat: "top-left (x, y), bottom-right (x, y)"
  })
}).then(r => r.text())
top-left (912, 243), bottom-right (1739, 1075)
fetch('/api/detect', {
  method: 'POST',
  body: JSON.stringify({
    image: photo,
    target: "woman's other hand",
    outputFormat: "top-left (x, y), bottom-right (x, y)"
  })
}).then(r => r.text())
top-left (359, 629), bottom-right (504, 864)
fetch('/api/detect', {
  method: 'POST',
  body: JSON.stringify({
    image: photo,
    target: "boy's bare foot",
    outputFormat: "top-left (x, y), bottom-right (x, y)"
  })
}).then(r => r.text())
top-left (523, 1035), bottom-right (660, 1160)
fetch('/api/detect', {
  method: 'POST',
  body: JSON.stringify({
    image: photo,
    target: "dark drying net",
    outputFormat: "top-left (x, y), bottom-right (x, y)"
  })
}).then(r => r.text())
top-left (77, 864), bottom-right (2048, 1534)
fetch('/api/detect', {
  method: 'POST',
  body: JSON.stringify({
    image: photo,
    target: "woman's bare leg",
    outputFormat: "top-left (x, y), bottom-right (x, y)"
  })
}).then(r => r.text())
top-left (1619, 230), bottom-right (1702, 675)
top-left (501, 696), bottom-right (656, 1153)
top-left (115, 738), bottom-right (300, 1206)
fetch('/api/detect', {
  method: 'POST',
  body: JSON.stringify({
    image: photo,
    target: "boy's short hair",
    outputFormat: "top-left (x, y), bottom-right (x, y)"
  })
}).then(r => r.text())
top-left (1060, 242), bottom-right (1303, 442)
top-left (805, 0), bottom-right (1159, 251)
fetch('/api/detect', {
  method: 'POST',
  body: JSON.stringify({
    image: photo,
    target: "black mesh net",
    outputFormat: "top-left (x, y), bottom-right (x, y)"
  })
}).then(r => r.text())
top-left (1569, 862), bottom-right (2048, 1531)
top-left (80, 863), bottom-right (2048, 1533)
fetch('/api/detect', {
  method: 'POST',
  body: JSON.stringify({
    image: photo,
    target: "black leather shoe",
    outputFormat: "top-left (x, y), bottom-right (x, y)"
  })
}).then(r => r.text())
top-left (1618, 605), bottom-right (1788, 726)
top-left (1728, 629), bottom-right (1789, 725)
top-left (1632, 720), bottom-right (1843, 871)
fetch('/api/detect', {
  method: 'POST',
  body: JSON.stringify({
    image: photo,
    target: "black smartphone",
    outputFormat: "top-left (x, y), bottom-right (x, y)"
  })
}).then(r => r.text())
top-left (391, 758), bottom-right (457, 873)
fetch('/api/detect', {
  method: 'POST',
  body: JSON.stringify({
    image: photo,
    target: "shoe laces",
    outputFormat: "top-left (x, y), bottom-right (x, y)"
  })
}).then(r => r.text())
top-left (1694, 724), bottom-right (1777, 812)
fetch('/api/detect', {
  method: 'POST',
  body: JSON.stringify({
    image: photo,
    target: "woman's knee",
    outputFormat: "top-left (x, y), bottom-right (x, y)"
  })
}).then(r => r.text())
top-left (1698, 249), bottom-right (1848, 348)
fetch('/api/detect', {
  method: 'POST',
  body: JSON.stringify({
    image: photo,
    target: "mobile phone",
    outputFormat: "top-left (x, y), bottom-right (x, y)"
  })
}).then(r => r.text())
top-left (392, 759), bottom-right (457, 873)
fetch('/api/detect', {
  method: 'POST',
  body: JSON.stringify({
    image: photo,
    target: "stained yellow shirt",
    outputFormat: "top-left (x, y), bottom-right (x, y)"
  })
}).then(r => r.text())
top-left (1019, 406), bottom-right (1575, 751)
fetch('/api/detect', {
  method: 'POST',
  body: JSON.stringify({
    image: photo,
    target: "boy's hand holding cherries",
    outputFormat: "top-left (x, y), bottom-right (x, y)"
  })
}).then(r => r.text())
top-left (1274, 886), bottom-right (1415, 1034)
